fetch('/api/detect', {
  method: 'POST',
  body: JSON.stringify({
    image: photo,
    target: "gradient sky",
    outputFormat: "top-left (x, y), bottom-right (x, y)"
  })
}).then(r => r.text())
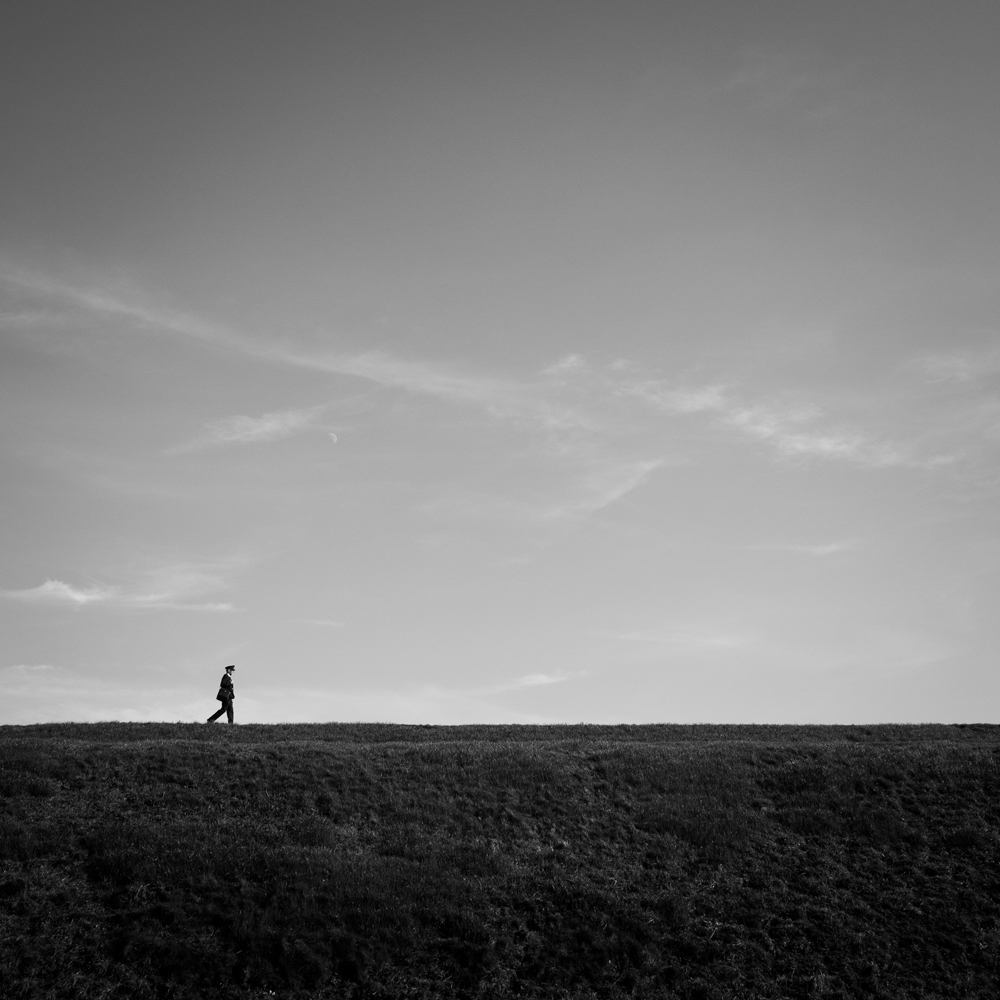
top-left (2, 1), bottom-right (999, 724)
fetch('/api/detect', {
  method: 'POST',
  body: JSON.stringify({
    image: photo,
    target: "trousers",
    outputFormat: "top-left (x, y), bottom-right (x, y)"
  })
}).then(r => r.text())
top-left (207, 695), bottom-right (234, 724)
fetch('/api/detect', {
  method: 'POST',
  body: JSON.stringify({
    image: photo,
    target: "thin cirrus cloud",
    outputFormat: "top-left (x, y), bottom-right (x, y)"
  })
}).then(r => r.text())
top-left (417, 458), bottom-right (667, 526)
top-left (6, 269), bottom-right (670, 518)
top-left (798, 542), bottom-right (853, 556)
top-left (482, 673), bottom-right (577, 695)
top-left (0, 563), bottom-right (238, 612)
top-left (168, 404), bottom-right (329, 453)
top-left (546, 459), bottom-right (666, 520)
top-left (3, 579), bottom-right (115, 605)
top-left (514, 674), bottom-right (566, 687)
top-left (266, 354), bottom-right (930, 501)
top-left (625, 379), bottom-right (919, 467)
top-left (288, 349), bottom-right (599, 435)
top-left (284, 352), bottom-right (668, 522)
top-left (606, 628), bottom-right (755, 651)
top-left (902, 349), bottom-right (1000, 463)
top-left (913, 346), bottom-right (1000, 383)
top-left (744, 540), bottom-right (855, 556)
top-left (4, 268), bottom-right (593, 434)
top-left (725, 405), bottom-right (901, 465)
top-left (1, 269), bottom-right (567, 426)
top-left (1, 267), bottom-right (248, 356)
top-left (718, 42), bottom-right (867, 122)
top-left (5, 267), bottom-right (955, 477)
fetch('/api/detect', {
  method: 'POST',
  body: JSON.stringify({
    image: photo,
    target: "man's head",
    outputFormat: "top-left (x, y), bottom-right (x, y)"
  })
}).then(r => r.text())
top-left (225, 664), bottom-right (235, 674)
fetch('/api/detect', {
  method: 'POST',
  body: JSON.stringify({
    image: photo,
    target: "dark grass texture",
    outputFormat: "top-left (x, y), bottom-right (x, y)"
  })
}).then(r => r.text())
top-left (1, 724), bottom-right (998, 999)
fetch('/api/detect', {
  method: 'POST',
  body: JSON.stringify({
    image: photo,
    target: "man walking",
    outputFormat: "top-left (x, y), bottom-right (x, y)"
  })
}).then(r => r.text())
top-left (207, 664), bottom-right (236, 724)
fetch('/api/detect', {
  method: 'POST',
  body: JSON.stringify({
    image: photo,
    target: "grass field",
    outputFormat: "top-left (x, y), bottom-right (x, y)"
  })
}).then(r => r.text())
top-left (1, 723), bottom-right (998, 998)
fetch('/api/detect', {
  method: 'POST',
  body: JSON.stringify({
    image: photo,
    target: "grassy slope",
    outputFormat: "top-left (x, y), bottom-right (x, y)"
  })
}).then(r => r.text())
top-left (1, 723), bottom-right (998, 999)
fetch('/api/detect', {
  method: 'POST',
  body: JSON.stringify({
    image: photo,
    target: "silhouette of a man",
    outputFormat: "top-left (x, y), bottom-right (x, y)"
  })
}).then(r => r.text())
top-left (207, 664), bottom-right (236, 724)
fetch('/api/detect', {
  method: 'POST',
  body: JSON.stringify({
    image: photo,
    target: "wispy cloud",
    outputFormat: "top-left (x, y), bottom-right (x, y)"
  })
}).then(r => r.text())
top-left (627, 380), bottom-right (917, 467)
top-left (802, 542), bottom-right (852, 556)
top-left (3, 663), bottom-right (58, 675)
top-left (4, 270), bottom-right (599, 444)
top-left (480, 672), bottom-right (579, 695)
top-left (0, 307), bottom-right (68, 327)
top-left (5, 267), bottom-right (962, 495)
top-left (293, 354), bottom-right (669, 521)
top-left (724, 404), bottom-right (905, 465)
top-left (169, 404), bottom-right (328, 453)
top-left (627, 383), bottom-right (728, 415)
top-left (745, 541), bottom-right (855, 556)
top-left (287, 350), bottom-right (598, 436)
top-left (900, 347), bottom-right (1000, 469)
top-left (547, 459), bottom-right (665, 519)
top-left (1, 562), bottom-right (239, 612)
top-left (417, 458), bottom-right (667, 526)
top-left (2, 267), bottom-right (248, 355)
top-left (513, 673), bottom-right (566, 687)
top-left (4, 580), bottom-right (114, 605)
top-left (717, 43), bottom-right (870, 123)
top-left (913, 346), bottom-right (1000, 383)
top-left (603, 625), bottom-right (755, 651)
top-left (3, 269), bottom-right (582, 428)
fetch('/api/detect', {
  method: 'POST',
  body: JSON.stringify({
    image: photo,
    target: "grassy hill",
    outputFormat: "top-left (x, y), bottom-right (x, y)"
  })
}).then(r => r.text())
top-left (1, 723), bottom-right (998, 998)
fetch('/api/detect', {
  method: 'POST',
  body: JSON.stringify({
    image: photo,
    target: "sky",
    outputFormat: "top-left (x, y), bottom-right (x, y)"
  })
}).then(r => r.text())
top-left (1, 1), bottom-right (999, 724)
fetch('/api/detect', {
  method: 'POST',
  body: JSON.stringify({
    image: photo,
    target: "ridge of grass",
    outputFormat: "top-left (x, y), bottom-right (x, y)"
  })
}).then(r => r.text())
top-left (6, 721), bottom-right (997, 743)
top-left (1, 724), bottom-right (999, 998)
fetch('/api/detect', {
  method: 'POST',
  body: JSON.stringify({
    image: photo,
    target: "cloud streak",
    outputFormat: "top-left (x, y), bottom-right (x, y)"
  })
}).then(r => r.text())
top-left (1, 562), bottom-right (239, 612)
top-left (547, 459), bottom-right (665, 520)
top-left (285, 350), bottom-right (598, 436)
top-left (914, 346), bottom-right (1000, 384)
top-left (724, 404), bottom-right (904, 465)
top-left (745, 541), bottom-right (855, 556)
top-left (3, 270), bottom-right (589, 432)
top-left (2, 267), bottom-right (248, 355)
top-left (5, 268), bottom-right (965, 495)
top-left (169, 405), bottom-right (328, 453)
top-left (4, 580), bottom-right (114, 605)
top-left (605, 627), bottom-right (755, 651)
top-left (479, 672), bottom-right (580, 695)
top-left (627, 379), bottom-right (919, 467)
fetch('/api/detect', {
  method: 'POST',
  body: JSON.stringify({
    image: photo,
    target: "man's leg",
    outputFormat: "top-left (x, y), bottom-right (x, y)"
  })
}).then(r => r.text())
top-left (207, 703), bottom-right (225, 722)
top-left (226, 697), bottom-right (234, 724)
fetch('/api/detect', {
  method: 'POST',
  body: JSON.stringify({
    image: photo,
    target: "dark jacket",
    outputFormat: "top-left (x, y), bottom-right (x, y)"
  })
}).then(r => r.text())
top-left (218, 673), bottom-right (235, 701)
